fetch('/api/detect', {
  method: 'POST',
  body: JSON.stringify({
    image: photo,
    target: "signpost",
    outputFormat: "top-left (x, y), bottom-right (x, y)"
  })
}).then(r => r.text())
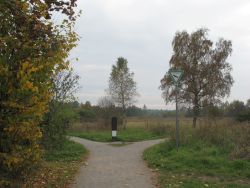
top-left (111, 117), bottom-right (117, 141)
top-left (169, 69), bottom-right (183, 151)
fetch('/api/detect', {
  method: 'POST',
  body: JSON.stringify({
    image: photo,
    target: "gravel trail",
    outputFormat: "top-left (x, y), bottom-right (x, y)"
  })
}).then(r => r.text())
top-left (70, 137), bottom-right (164, 188)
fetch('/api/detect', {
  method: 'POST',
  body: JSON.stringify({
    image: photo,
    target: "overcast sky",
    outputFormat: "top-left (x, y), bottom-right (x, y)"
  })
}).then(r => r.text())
top-left (69, 0), bottom-right (250, 109)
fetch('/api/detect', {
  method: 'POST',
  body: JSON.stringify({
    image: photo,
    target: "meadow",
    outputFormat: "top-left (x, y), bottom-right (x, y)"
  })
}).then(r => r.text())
top-left (67, 117), bottom-right (179, 142)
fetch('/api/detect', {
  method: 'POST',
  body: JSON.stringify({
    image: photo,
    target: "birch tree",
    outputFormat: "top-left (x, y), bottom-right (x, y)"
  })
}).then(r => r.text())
top-left (108, 57), bottom-right (138, 128)
top-left (160, 28), bottom-right (233, 128)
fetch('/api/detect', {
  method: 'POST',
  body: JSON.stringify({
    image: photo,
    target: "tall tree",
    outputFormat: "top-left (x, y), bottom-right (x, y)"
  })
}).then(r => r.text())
top-left (108, 57), bottom-right (138, 112)
top-left (160, 28), bottom-right (233, 127)
top-left (0, 0), bottom-right (78, 182)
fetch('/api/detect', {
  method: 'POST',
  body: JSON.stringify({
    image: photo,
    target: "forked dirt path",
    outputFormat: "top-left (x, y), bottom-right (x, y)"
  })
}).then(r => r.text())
top-left (70, 137), bottom-right (164, 188)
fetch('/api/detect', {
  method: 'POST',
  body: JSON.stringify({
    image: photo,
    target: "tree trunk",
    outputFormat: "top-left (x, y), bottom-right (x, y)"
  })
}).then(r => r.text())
top-left (123, 115), bottom-right (127, 130)
top-left (193, 116), bottom-right (197, 128)
top-left (193, 95), bottom-right (199, 128)
top-left (121, 107), bottom-right (127, 130)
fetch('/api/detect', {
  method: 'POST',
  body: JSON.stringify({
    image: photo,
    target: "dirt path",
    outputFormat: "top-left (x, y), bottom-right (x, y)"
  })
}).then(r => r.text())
top-left (70, 137), bottom-right (164, 188)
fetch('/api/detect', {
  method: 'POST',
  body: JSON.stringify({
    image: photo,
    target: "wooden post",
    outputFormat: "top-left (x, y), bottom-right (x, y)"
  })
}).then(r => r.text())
top-left (111, 117), bottom-right (117, 141)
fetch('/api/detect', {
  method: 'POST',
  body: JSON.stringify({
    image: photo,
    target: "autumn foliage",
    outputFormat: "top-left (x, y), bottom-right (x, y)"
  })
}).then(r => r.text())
top-left (0, 0), bottom-right (78, 184)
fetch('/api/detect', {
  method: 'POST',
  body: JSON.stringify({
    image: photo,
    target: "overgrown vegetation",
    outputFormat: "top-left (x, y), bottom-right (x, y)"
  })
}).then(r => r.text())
top-left (144, 120), bottom-right (250, 187)
top-left (41, 71), bottom-right (80, 150)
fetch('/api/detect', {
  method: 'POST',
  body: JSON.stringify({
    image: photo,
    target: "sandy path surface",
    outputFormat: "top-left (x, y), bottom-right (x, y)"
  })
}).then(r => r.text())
top-left (70, 137), bottom-right (164, 188)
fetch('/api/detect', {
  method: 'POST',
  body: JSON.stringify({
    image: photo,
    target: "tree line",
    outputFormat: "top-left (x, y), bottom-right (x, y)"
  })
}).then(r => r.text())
top-left (73, 99), bottom-right (250, 120)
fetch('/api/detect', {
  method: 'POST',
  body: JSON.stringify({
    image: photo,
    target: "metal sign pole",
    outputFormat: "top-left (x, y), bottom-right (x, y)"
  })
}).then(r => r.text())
top-left (175, 84), bottom-right (180, 151)
top-left (169, 68), bottom-right (183, 151)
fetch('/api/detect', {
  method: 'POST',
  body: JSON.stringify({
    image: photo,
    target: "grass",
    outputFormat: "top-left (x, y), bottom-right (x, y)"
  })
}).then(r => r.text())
top-left (144, 139), bottom-right (250, 188)
top-left (44, 139), bottom-right (87, 162)
top-left (21, 139), bottom-right (88, 188)
top-left (68, 127), bottom-right (165, 142)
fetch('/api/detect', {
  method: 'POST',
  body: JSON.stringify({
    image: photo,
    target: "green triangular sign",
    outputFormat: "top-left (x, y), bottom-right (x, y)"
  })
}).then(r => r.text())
top-left (169, 69), bottom-right (183, 84)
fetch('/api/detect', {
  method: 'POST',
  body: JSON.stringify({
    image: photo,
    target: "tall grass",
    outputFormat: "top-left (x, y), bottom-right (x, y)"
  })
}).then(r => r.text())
top-left (167, 118), bottom-right (250, 160)
top-left (144, 118), bottom-right (250, 187)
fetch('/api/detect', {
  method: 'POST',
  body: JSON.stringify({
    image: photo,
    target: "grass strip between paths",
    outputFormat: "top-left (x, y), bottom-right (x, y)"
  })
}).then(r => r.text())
top-left (67, 127), bottom-right (165, 142)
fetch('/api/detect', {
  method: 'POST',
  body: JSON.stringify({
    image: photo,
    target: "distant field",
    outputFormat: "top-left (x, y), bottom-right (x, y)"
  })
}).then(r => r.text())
top-left (68, 116), bottom-right (186, 142)
top-left (70, 116), bottom-right (194, 131)
top-left (68, 117), bottom-right (233, 143)
top-left (127, 116), bottom-right (192, 127)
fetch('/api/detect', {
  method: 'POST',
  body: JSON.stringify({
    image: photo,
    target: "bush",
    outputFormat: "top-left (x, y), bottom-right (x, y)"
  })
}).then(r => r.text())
top-left (237, 110), bottom-right (250, 122)
top-left (230, 125), bottom-right (250, 160)
top-left (79, 109), bottom-right (96, 122)
top-left (42, 103), bottom-right (79, 150)
top-left (149, 124), bottom-right (173, 137)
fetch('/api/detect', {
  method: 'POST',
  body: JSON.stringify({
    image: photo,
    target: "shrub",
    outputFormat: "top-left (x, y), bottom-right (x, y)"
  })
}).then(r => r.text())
top-left (42, 103), bottom-right (79, 149)
top-left (237, 110), bottom-right (250, 122)
top-left (79, 109), bottom-right (96, 122)
top-left (149, 123), bottom-right (173, 137)
top-left (230, 124), bottom-right (250, 160)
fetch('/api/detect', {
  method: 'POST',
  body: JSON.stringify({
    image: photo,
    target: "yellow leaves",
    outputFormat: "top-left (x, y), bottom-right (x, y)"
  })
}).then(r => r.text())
top-left (4, 156), bottom-right (21, 168)
top-left (0, 63), bottom-right (8, 76)
top-left (18, 61), bottom-right (39, 79)
top-left (23, 81), bottom-right (39, 92)
top-left (24, 80), bottom-right (33, 89)
top-left (1, 140), bottom-right (42, 170)
top-left (22, 61), bottom-right (29, 70)
top-left (3, 101), bottom-right (20, 108)
top-left (3, 126), bottom-right (14, 133)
